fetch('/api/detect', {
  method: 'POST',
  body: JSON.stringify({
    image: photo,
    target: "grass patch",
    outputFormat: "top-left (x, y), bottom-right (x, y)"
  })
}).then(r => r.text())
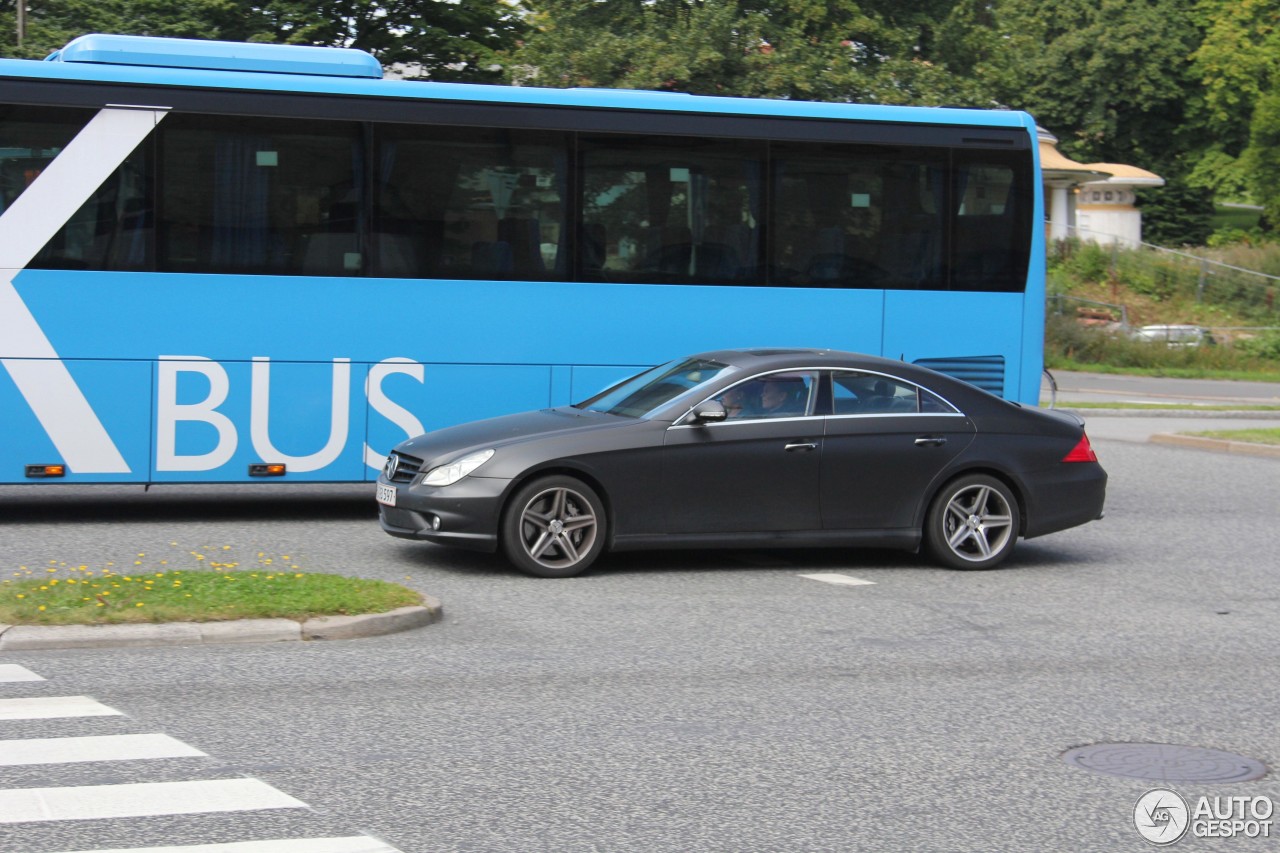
top-left (1185, 428), bottom-right (1280, 446)
top-left (1045, 354), bottom-right (1280, 382)
top-left (0, 566), bottom-right (421, 627)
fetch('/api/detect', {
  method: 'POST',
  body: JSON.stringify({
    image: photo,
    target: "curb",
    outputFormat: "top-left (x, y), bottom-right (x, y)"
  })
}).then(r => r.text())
top-left (0, 597), bottom-right (442, 652)
top-left (1149, 433), bottom-right (1280, 459)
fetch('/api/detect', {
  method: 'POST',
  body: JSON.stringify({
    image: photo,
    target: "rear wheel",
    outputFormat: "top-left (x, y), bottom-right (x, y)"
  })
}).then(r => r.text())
top-left (924, 474), bottom-right (1020, 570)
top-left (501, 476), bottom-right (607, 578)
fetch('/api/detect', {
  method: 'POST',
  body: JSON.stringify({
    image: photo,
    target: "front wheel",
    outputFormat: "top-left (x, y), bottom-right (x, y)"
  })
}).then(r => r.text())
top-left (501, 476), bottom-right (607, 578)
top-left (924, 474), bottom-right (1020, 570)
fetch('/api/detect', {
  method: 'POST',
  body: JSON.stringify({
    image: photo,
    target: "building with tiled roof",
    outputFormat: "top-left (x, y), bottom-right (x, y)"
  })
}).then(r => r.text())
top-left (1039, 128), bottom-right (1164, 247)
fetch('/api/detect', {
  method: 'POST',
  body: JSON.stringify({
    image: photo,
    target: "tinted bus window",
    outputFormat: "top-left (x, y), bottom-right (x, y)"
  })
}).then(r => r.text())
top-left (952, 152), bottom-right (1032, 292)
top-left (372, 125), bottom-right (568, 280)
top-left (771, 142), bottom-right (947, 290)
top-left (3, 105), bottom-right (150, 272)
top-left (579, 135), bottom-right (763, 285)
top-left (158, 114), bottom-right (364, 276)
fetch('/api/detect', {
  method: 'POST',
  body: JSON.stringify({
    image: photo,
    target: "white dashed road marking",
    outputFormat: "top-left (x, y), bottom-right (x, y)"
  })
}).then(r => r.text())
top-left (0, 778), bottom-right (308, 824)
top-left (0, 664), bottom-right (46, 683)
top-left (51, 837), bottom-right (404, 853)
top-left (0, 696), bottom-right (122, 720)
top-left (799, 573), bottom-right (876, 587)
top-left (0, 733), bottom-right (207, 766)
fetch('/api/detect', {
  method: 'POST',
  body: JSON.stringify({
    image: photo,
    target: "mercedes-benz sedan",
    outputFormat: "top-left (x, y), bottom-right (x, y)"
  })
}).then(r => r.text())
top-left (377, 349), bottom-right (1106, 577)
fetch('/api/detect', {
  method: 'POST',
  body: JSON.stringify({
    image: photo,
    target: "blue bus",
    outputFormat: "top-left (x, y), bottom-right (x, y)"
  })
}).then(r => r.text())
top-left (0, 34), bottom-right (1044, 485)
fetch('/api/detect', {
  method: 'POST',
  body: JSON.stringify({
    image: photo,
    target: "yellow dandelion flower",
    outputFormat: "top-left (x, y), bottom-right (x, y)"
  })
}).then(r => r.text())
top-left (38, 605), bottom-right (46, 611)
top-left (136, 602), bottom-right (145, 607)
top-left (15, 594), bottom-right (25, 599)
top-left (96, 602), bottom-right (105, 607)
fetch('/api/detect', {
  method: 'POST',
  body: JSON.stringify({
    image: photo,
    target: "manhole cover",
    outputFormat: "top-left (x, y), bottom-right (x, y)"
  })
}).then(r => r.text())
top-left (1063, 743), bottom-right (1267, 783)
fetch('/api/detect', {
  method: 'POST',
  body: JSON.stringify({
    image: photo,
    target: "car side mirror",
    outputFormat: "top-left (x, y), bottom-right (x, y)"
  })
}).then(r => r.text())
top-left (691, 400), bottom-right (727, 425)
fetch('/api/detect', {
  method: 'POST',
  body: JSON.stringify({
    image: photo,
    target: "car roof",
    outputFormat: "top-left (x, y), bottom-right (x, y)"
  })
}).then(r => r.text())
top-left (692, 347), bottom-right (926, 374)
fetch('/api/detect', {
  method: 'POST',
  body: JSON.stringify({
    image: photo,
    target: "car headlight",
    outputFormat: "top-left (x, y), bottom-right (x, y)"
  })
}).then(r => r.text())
top-left (420, 449), bottom-right (495, 486)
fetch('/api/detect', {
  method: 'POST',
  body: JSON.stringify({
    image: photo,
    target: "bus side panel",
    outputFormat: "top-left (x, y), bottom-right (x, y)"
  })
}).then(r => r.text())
top-left (149, 358), bottom-right (371, 483)
top-left (881, 291), bottom-right (1027, 401)
top-left (0, 359), bottom-right (152, 484)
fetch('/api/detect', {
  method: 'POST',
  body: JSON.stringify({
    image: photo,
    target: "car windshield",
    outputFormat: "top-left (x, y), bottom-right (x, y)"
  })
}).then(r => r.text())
top-left (575, 358), bottom-right (735, 418)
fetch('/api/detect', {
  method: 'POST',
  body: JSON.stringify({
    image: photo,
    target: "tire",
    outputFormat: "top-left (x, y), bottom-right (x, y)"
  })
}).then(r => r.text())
top-left (501, 476), bottom-right (607, 578)
top-left (924, 474), bottom-right (1020, 570)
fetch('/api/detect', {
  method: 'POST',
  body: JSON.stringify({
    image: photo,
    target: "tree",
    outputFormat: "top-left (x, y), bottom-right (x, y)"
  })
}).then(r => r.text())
top-left (505, 0), bottom-right (995, 106)
top-left (1190, 0), bottom-right (1280, 221)
top-left (2, 0), bottom-right (525, 82)
top-left (979, 0), bottom-right (1202, 170)
top-left (1135, 182), bottom-right (1215, 247)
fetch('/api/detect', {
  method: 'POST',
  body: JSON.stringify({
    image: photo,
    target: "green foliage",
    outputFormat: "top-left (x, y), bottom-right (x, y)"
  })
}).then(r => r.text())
top-left (982, 0), bottom-right (1200, 167)
top-left (505, 0), bottom-right (994, 105)
top-left (1244, 90), bottom-right (1280, 232)
top-left (1136, 183), bottom-right (1216, 247)
top-left (1234, 331), bottom-right (1280, 361)
top-left (1044, 314), bottom-right (1280, 373)
top-left (0, 0), bottom-right (523, 81)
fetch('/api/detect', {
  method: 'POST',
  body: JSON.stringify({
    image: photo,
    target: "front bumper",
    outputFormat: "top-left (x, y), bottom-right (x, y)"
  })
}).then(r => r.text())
top-left (377, 474), bottom-right (511, 552)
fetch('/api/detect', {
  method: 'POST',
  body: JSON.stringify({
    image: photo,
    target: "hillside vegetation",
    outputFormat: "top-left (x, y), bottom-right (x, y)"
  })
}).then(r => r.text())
top-left (1046, 239), bottom-right (1280, 377)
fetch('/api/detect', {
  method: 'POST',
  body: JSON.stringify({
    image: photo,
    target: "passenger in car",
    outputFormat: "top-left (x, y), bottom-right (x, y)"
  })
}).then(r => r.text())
top-left (754, 377), bottom-right (806, 417)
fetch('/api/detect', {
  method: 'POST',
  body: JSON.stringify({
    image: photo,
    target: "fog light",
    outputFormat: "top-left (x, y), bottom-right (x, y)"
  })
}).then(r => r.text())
top-left (431, 515), bottom-right (442, 531)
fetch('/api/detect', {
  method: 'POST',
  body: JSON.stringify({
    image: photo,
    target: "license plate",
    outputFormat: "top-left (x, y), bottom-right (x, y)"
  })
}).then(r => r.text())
top-left (376, 483), bottom-right (397, 507)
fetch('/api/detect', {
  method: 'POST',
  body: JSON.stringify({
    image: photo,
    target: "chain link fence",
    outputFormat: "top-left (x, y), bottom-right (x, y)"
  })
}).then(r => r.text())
top-left (1051, 226), bottom-right (1280, 344)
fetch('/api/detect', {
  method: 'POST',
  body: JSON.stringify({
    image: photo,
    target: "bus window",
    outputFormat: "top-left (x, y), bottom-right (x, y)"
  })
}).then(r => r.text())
top-left (951, 153), bottom-right (1032, 292)
top-left (157, 114), bottom-right (364, 276)
top-left (771, 142), bottom-right (946, 290)
top-left (3, 105), bottom-right (151, 272)
top-left (372, 125), bottom-right (567, 281)
top-left (578, 135), bottom-right (763, 285)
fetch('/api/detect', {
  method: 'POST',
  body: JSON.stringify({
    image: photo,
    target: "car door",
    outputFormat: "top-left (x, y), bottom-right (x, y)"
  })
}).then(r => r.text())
top-left (662, 371), bottom-right (822, 534)
top-left (820, 370), bottom-right (975, 531)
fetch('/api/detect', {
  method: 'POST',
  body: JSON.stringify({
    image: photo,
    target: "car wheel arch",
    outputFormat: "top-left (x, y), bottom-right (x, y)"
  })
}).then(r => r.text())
top-left (499, 464), bottom-right (617, 549)
top-left (920, 466), bottom-right (1028, 537)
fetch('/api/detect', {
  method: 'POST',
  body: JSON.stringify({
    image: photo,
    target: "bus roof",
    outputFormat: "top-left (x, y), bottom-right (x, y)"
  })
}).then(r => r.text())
top-left (45, 34), bottom-right (384, 79)
top-left (2, 34), bottom-right (1036, 133)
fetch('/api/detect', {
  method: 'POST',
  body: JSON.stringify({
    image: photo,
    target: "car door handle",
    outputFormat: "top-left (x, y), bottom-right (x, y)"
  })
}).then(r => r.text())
top-left (914, 436), bottom-right (947, 447)
top-left (785, 442), bottom-right (818, 452)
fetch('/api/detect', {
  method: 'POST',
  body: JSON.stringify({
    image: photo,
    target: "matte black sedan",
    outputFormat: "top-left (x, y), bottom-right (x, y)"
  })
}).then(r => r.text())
top-left (377, 349), bottom-right (1106, 577)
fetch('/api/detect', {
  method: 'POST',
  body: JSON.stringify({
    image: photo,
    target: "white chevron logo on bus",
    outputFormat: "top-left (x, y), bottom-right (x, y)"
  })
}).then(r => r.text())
top-left (0, 107), bottom-right (167, 474)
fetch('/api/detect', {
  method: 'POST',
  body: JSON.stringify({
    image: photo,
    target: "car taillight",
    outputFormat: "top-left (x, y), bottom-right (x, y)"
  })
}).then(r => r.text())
top-left (1062, 433), bottom-right (1098, 463)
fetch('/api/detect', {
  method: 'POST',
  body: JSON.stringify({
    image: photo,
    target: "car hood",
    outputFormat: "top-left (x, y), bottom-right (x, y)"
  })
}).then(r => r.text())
top-left (395, 407), bottom-right (642, 465)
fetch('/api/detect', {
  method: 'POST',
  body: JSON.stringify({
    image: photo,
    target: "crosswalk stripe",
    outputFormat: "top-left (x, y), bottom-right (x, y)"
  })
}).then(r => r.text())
top-left (50, 836), bottom-right (403, 853)
top-left (0, 778), bottom-right (307, 824)
top-left (0, 664), bottom-right (46, 682)
top-left (0, 696), bottom-right (122, 720)
top-left (799, 572), bottom-right (876, 587)
top-left (0, 733), bottom-right (207, 766)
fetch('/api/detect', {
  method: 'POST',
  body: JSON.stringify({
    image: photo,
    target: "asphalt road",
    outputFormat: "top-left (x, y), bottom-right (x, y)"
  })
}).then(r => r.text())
top-left (1049, 369), bottom-right (1280, 407)
top-left (2, 431), bottom-right (1279, 852)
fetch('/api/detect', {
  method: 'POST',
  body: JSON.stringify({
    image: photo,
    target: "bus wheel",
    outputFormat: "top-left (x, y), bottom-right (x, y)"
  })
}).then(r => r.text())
top-left (501, 476), bottom-right (606, 578)
top-left (924, 474), bottom-right (1020, 570)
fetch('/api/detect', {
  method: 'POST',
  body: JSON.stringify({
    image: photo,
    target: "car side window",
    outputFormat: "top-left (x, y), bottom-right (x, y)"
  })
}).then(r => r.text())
top-left (714, 371), bottom-right (817, 420)
top-left (831, 371), bottom-right (923, 414)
